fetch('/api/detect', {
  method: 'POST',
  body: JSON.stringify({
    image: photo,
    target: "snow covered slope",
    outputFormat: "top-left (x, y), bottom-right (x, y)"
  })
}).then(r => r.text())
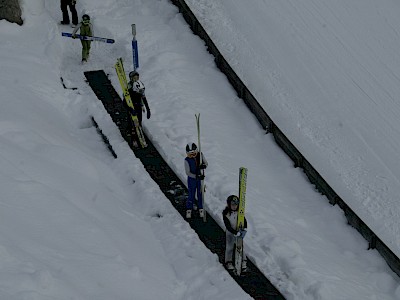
top-left (183, 0), bottom-right (400, 260)
top-left (0, 0), bottom-right (400, 299)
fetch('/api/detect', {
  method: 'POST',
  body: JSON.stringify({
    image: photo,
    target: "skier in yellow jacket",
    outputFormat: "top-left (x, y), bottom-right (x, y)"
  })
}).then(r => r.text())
top-left (72, 14), bottom-right (93, 62)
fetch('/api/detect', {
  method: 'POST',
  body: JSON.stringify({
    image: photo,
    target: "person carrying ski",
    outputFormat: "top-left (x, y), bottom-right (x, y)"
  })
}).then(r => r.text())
top-left (184, 143), bottom-right (207, 219)
top-left (223, 195), bottom-right (248, 271)
top-left (60, 0), bottom-right (78, 27)
top-left (71, 14), bottom-right (93, 62)
top-left (127, 71), bottom-right (151, 126)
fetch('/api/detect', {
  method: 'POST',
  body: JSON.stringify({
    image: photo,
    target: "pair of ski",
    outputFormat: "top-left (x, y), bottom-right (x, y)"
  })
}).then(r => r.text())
top-left (195, 113), bottom-right (207, 223)
top-left (233, 166), bottom-right (248, 276)
top-left (62, 32), bottom-right (115, 44)
top-left (115, 58), bottom-right (147, 148)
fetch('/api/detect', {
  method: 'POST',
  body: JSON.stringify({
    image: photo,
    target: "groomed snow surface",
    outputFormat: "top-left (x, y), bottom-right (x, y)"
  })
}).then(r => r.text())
top-left (0, 0), bottom-right (399, 299)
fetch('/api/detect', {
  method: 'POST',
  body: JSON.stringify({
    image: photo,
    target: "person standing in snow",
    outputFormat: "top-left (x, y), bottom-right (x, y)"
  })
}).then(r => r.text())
top-left (223, 195), bottom-right (248, 271)
top-left (60, 0), bottom-right (78, 27)
top-left (184, 143), bottom-right (207, 219)
top-left (127, 71), bottom-right (151, 126)
top-left (71, 14), bottom-right (93, 63)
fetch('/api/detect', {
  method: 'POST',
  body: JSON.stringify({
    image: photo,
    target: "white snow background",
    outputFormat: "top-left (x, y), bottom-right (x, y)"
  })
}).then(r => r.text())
top-left (1, 0), bottom-right (400, 299)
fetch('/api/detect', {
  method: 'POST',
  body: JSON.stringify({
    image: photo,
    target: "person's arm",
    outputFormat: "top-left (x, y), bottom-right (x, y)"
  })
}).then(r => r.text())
top-left (142, 95), bottom-right (151, 119)
top-left (142, 96), bottom-right (150, 111)
top-left (199, 152), bottom-right (208, 170)
top-left (72, 23), bottom-right (81, 36)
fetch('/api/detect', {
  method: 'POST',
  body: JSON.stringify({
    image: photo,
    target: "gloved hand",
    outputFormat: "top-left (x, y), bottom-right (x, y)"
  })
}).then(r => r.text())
top-left (129, 107), bottom-right (137, 116)
top-left (235, 230), bottom-right (247, 238)
top-left (72, 34), bottom-right (76, 39)
top-left (146, 109), bottom-right (151, 119)
top-left (196, 174), bottom-right (205, 180)
top-left (199, 163), bottom-right (207, 169)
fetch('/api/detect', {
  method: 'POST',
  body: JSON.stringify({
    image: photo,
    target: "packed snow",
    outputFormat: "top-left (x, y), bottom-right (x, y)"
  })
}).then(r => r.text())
top-left (0, 0), bottom-right (400, 299)
top-left (185, 0), bottom-right (400, 259)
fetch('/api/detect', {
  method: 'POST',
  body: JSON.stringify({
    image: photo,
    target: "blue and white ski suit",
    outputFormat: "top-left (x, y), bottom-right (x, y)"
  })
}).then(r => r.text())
top-left (184, 152), bottom-right (208, 210)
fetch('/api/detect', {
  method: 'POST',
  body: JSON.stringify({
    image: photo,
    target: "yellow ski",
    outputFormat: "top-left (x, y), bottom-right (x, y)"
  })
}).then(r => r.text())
top-left (237, 167), bottom-right (248, 229)
top-left (234, 167), bottom-right (248, 276)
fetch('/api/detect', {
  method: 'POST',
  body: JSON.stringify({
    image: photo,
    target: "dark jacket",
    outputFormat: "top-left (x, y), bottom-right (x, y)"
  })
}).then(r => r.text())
top-left (128, 88), bottom-right (150, 112)
top-left (222, 206), bottom-right (247, 235)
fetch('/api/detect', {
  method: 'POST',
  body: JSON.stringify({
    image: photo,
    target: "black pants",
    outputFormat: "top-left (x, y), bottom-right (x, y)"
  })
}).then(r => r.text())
top-left (61, 0), bottom-right (78, 25)
top-left (134, 105), bottom-right (143, 126)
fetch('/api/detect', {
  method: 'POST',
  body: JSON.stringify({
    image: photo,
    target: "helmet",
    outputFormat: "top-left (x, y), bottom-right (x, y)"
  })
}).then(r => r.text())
top-left (186, 143), bottom-right (198, 154)
top-left (227, 195), bottom-right (239, 206)
top-left (132, 80), bottom-right (145, 94)
top-left (82, 14), bottom-right (90, 25)
top-left (129, 71), bottom-right (139, 80)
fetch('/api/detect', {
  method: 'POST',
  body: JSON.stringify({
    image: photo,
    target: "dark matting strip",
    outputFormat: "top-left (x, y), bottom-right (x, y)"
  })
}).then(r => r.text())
top-left (84, 70), bottom-right (285, 300)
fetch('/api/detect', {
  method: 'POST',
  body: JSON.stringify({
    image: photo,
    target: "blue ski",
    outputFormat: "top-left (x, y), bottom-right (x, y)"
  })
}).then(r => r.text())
top-left (62, 32), bottom-right (115, 44)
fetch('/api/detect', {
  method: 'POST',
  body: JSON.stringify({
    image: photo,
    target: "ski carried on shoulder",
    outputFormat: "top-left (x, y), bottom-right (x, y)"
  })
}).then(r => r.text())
top-left (115, 58), bottom-right (147, 148)
top-left (62, 32), bottom-right (115, 44)
top-left (234, 167), bottom-right (248, 276)
top-left (196, 113), bottom-right (206, 222)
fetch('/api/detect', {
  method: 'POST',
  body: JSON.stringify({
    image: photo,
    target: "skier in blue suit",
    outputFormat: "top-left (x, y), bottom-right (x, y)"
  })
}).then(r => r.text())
top-left (184, 143), bottom-right (208, 219)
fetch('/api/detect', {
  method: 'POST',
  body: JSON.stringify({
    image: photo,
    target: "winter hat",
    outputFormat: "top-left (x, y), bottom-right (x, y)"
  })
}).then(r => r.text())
top-left (186, 143), bottom-right (198, 154)
top-left (82, 14), bottom-right (90, 25)
top-left (227, 195), bottom-right (239, 206)
top-left (129, 71), bottom-right (139, 80)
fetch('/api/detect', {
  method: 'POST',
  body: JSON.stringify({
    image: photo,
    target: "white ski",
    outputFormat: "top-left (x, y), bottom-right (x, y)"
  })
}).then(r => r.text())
top-left (196, 113), bottom-right (206, 222)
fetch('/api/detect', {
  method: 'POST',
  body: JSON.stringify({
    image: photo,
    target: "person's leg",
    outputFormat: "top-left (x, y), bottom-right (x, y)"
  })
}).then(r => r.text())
top-left (86, 41), bottom-right (91, 58)
top-left (225, 232), bottom-right (235, 263)
top-left (81, 41), bottom-right (91, 61)
top-left (242, 243), bottom-right (247, 269)
top-left (137, 109), bottom-right (143, 126)
top-left (81, 41), bottom-right (87, 61)
top-left (186, 178), bottom-right (196, 210)
top-left (60, 0), bottom-right (70, 23)
top-left (69, 3), bottom-right (78, 25)
top-left (196, 179), bottom-right (203, 209)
